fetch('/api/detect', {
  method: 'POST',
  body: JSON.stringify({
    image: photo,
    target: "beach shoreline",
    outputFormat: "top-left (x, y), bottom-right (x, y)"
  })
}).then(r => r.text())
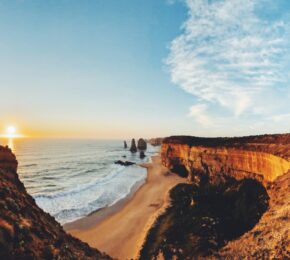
top-left (64, 177), bottom-right (146, 231)
top-left (65, 155), bottom-right (186, 259)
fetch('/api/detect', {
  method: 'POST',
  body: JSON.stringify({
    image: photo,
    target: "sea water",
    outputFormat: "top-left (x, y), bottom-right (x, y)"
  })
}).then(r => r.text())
top-left (0, 138), bottom-right (159, 224)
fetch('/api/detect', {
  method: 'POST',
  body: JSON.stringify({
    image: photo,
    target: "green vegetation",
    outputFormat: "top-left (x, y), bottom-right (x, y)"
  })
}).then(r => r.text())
top-left (139, 178), bottom-right (269, 260)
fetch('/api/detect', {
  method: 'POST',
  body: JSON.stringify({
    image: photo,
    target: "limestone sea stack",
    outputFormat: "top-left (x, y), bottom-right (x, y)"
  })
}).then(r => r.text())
top-left (140, 151), bottom-right (146, 159)
top-left (137, 138), bottom-right (147, 150)
top-left (130, 138), bottom-right (137, 153)
top-left (124, 140), bottom-right (127, 149)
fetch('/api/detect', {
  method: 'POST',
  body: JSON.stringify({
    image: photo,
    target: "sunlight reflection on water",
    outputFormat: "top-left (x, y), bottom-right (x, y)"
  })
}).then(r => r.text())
top-left (7, 138), bottom-right (14, 152)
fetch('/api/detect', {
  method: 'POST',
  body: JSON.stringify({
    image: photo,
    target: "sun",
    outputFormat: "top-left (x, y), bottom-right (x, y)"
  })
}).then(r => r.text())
top-left (5, 126), bottom-right (17, 138)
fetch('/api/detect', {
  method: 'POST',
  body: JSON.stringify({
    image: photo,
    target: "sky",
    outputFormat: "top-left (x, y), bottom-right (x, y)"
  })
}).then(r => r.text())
top-left (0, 0), bottom-right (290, 139)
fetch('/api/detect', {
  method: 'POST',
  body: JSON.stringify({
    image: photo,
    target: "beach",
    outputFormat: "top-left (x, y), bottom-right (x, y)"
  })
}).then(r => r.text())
top-left (65, 155), bottom-right (186, 259)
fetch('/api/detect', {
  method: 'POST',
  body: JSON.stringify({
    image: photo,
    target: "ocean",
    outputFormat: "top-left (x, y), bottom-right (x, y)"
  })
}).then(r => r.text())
top-left (0, 138), bottom-right (159, 224)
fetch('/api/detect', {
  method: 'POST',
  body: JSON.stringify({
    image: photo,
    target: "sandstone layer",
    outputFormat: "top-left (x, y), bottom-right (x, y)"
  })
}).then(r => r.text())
top-left (161, 134), bottom-right (290, 183)
top-left (159, 134), bottom-right (290, 258)
top-left (0, 146), bottom-right (111, 260)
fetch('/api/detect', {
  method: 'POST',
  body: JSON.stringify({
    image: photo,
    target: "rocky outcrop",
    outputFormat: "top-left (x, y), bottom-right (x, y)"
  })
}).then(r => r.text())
top-left (124, 141), bottom-right (127, 149)
top-left (114, 160), bottom-right (135, 166)
top-left (161, 135), bottom-right (290, 183)
top-left (214, 171), bottom-right (290, 259)
top-left (137, 139), bottom-right (147, 150)
top-left (130, 139), bottom-right (137, 153)
top-left (0, 146), bottom-right (111, 260)
top-left (0, 146), bottom-right (18, 173)
top-left (159, 134), bottom-right (290, 258)
top-left (140, 151), bottom-right (146, 159)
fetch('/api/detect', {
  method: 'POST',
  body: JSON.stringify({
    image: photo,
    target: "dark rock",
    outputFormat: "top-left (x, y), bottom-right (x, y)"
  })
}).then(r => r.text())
top-left (130, 139), bottom-right (137, 153)
top-left (140, 151), bottom-right (146, 159)
top-left (124, 141), bottom-right (127, 149)
top-left (114, 160), bottom-right (135, 166)
top-left (137, 138), bottom-right (147, 150)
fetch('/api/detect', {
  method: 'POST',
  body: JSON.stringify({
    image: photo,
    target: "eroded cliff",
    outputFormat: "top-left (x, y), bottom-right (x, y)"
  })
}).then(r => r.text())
top-left (161, 134), bottom-right (290, 183)
top-left (155, 134), bottom-right (290, 259)
top-left (0, 146), bottom-right (111, 260)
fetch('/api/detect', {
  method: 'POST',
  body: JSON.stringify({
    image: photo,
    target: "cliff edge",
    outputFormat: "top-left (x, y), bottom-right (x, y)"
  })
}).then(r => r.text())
top-left (162, 134), bottom-right (290, 183)
top-left (0, 146), bottom-right (111, 260)
top-left (156, 134), bottom-right (290, 259)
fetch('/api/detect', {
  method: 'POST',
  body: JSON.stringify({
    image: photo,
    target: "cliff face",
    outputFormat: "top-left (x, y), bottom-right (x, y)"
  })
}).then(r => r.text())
top-left (0, 146), bottom-right (111, 260)
top-left (160, 134), bottom-right (290, 259)
top-left (161, 134), bottom-right (290, 183)
top-left (147, 138), bottom-right (164, 146)
top-left (215, 170), bottom-right (290, 259)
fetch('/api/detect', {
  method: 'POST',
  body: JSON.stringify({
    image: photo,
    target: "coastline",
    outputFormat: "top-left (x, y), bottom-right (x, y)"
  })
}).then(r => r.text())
top-left (64, 178), bottom-right (146, 230)
top-left (65, 155), bottom-right (186, 259)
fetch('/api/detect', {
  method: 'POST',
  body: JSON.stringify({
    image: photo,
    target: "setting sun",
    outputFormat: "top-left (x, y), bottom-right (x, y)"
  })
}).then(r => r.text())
top-left (5, 126), bottom-right (19, 138)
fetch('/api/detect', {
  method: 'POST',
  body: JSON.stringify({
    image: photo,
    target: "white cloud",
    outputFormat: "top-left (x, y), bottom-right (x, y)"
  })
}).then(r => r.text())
top-left (188, 103), bottom-right (212, 126)
top-left (167, 0), bottom-right (290, 122)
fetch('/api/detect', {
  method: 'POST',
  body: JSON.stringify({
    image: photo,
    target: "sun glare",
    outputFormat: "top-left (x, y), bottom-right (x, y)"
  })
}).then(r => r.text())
top-left (5, 126), bottom-right (17, 138)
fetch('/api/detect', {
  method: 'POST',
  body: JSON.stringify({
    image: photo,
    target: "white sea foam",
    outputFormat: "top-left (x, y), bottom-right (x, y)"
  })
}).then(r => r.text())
top-left (1, 139), bottom-right (160, 224)
top-left (35, 165), bottom-right (147, 224)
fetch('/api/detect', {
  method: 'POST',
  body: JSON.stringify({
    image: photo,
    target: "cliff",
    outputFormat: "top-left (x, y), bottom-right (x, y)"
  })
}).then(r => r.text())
top-left (215, 169), bottom-right (290, 259)
top-left (157, 134), bottom-right (290, 259)
top-left (0, 146), bottom-right (111, 260)
top-left (147, 138), bottom-right (164, 146)
top-left (161, 134), bottom-right (290, 183)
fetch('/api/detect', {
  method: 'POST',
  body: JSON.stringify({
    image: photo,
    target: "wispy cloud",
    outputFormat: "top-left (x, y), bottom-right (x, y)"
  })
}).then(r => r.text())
top-left (188, 103), bottom-right (212, 126)
top-left (167, 0), bottom-right (290, 129)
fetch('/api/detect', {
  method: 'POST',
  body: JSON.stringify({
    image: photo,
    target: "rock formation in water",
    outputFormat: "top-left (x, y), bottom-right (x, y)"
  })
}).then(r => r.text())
top-left (0, 146), bottom-right (111, 260)
top-left (140, 151), bottom-right (146, 159)
top-left (124, 141), bottom-right (127, 149)
top-left (114, 160), bottom-right (135, 166)
top-left (130, 138), bottom-right (137, 153)
top-left (140, 134), bottom-right (290, 259)
top-left (137, 138), bottom-right (147, 150)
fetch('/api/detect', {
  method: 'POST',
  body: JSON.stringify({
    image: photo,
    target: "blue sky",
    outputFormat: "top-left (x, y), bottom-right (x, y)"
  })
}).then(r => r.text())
top-left (0, 0), bottom-right (289, 138)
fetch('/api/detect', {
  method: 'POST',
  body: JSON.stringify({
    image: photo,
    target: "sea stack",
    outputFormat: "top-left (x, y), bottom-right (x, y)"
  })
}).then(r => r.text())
top-left (137, 138), bottom-right (147, 150)
top-left (130, 138), bottom-right (137, 153)
top-left (124, 140), bottom-right (127, 149)
top-left (140, 151), bottom-right (146, 159)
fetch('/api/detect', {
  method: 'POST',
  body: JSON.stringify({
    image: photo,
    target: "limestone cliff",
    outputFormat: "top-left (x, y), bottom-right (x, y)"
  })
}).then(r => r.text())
top-left (161, 134), bottom-right (290, 183)
top-left (159, 134), bottom-right (290, 258)
top-left (147, 138), bottom-right (164, 146)
top-left (0, 146), bottom-right (111, 260)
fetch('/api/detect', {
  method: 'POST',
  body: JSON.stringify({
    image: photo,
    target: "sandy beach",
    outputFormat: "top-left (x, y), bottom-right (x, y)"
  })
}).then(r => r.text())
top-left (65, 155), bottom-right (186, 259)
